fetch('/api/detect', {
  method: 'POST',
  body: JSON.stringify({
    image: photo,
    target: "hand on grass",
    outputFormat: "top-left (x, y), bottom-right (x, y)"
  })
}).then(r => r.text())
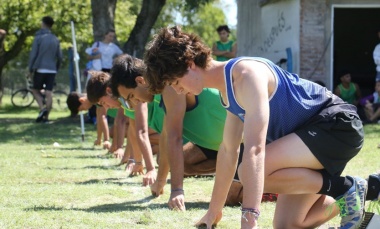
top-left (94, 139), bottom-right (101, 146)
top-left (142, 169), bottom-right (156, 186)
top-left (113, 148), bottom-right (124, 159)
top-left (168, 191), bottom-right (186, 211)
top-left (130, 163), bottom-right (144, 176)
top-left (125, 160), bottom-right (135, 175)
top-left (195, 211), bottom-right (223, 229)
top-left (150, 180), bottom-right (166, 197)
top-left (103, 140), bottom-right (111, 150)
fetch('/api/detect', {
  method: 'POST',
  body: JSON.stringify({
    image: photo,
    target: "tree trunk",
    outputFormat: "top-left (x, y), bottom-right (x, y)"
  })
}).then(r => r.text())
top-left (91, 0), bottom-right (117, 42)
top-left (123, 0), bottom-right (166, 58)
top-left (0, 30), bottom-right (6, 105)
top-left (0, 29), bottom-right (34, 105)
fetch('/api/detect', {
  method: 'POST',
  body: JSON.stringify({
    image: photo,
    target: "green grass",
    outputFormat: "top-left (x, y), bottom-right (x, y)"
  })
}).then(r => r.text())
top-left (0, 95), bottom-right (379, 229)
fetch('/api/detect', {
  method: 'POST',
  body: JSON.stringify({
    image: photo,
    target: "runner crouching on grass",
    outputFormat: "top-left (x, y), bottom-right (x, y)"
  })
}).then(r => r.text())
top-left (109, 54), bottom-right (280, 210)
top-left (143, 26), bottom-right (368, 229)
top-left (66, 91), bottom-right (127, 159)
top-left (86, 71), bottom-right (159, 185)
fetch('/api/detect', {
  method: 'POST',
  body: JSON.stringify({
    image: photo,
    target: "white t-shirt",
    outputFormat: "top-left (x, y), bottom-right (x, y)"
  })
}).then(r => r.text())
top-left (91, 41), bottom-right (123, 69)
top-left (373, 43), bottom-right (380, 72)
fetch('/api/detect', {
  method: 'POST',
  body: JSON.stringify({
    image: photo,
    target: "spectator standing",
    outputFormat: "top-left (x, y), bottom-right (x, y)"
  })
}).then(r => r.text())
top-left (28, 16), bottom-right (62, 123)
top-left (212, 25), bottom-right (237, 61)
top-left (86, 29), bottom-right (123, 73)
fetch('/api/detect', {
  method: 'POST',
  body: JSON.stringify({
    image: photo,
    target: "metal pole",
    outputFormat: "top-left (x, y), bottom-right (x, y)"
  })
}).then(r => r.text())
top-left (71, 21), bottom-right (85, 142)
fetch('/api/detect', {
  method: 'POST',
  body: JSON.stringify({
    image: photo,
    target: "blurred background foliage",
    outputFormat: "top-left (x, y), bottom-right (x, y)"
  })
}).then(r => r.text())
top-left (0, 0), bottom-right (234, 99)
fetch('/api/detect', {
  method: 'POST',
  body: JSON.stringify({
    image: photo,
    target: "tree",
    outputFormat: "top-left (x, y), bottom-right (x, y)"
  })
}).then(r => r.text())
top-left (90, 0), bottom-right (117, 41)
top-left (123, 0), bottom-right (166, 58)
top-left (0, 0), bottom-right (93, 104)
top-left (122, 0), bottom-right (216, 58)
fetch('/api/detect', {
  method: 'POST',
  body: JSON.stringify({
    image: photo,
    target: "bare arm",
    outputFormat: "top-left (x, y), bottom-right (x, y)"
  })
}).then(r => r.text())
top-left (334, 86), bottom-right (341, 97)
top-left (212, 43), bottom-right (228, 57)
top-left (134, 102), bottom-right (156, 186)
top-left (197, 60), bottom-right (270, 229)
top-left (162, 87), bottom-right (187, 210)
top-left (151, 118), bottom-right (169, 196)
top-left (112, 108), bottom-right (126, 158)
top-left (95, 106), bottom-right (107, 146)
top-left (354, 83), bottom-right (362, 106)
top-left (197, 111), bottom-right (244, 227)
top-left (224, 42), bottom-right (237, 58)
top-left (237, 63), bottom-right (269, 228)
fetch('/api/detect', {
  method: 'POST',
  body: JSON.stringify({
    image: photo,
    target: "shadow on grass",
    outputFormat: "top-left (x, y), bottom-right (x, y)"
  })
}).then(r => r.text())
top-left (25, 198), bottom-right (209, 213)
top-left (60, 154), bottom-right (114, 160)
top-left (45, 164), bottom-right (119, 171)
top-left (55, 147), bottom-right (98, 151)
top-left (0, 116), bottom-right (94, 144)
top-left (75, 177), bottom-right (133, 186)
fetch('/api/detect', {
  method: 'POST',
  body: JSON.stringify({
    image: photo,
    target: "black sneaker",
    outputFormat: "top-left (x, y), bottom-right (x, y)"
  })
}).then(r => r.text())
top-left (368, 173), bottom-right (380, 201)
top-left (36, 108), bottom-right (47, 123)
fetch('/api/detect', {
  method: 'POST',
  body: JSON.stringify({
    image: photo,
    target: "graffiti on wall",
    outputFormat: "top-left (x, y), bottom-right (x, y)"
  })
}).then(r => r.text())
top-left (258, 11), bottom-right (292, 53)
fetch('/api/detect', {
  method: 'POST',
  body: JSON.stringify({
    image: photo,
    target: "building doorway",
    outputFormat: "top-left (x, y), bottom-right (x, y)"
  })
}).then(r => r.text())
top-left (333, 6), bottom-right (380, 96)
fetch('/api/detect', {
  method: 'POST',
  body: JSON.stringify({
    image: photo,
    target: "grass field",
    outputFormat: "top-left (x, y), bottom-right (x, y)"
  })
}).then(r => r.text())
top-left (0, 95), bottom-right (379, 229)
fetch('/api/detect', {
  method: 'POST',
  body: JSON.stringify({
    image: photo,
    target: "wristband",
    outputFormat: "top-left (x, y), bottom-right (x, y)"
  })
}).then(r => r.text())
top-left (241, 207), bottom-right (260, 222)
top-left (128, 159), bottom-right (135, 163)
top-left (171, 188), bottom-right (184, 194)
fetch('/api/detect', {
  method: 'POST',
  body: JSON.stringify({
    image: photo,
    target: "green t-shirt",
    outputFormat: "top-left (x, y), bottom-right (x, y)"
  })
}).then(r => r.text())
top-left (119, 95), bottom-right (164, 133)
top-left (215, 40), bottom-right (234, 61)
top-left (338, 83), bottom-right (356, 104)
top-left (181, 88), bottom-right (226, 150)
top-left (161, 88), bottom-right (226, 151)
top-left (106, 108), bottom-right (118, 118)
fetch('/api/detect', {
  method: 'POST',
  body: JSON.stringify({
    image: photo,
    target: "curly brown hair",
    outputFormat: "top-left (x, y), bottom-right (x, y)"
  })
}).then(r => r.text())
top-left (86, 71), bottom-right (111, 104)
top-left (144, 26), bottom-right (212, 93)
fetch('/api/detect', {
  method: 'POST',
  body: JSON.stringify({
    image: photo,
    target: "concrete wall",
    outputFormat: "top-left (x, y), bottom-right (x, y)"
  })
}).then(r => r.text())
top-left (238, 0), bottom-right (300, 73)
top-left (237, 0), bottom-right (380, 90)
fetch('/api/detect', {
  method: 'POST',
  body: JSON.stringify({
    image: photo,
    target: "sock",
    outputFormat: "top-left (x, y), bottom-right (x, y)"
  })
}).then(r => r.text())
top-left (366, 175), bottom-right (380, 200)
top-left (317, 171), bottom-right (353, 199)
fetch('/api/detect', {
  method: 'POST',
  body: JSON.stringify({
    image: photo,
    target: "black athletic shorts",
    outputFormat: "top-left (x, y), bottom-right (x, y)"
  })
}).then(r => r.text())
top-left (196, 144), bottom-right (218, 160)
top-left (234, 143), bottom-right (244, 181)
top-left (33, 72), bottom-right (56, 91)
top-left (234, 103), bottom-right (363, 179)
top-left (295, 106), bottom-right (364, 176)
top-left (195, 143), bottom-right (244, 180)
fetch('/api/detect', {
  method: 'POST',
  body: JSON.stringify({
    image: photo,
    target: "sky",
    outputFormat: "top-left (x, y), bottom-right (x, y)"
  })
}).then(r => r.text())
top-left (220, 0), bottom-right (237, 28)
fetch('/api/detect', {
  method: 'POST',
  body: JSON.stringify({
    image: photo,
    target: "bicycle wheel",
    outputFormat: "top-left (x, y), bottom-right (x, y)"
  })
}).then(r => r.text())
top-left (11, 89), bottom-right (35, 108)
top-left (53, 90), bottom-right (68, 111)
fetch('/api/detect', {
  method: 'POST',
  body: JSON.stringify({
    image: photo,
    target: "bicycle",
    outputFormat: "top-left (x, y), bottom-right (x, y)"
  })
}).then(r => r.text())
top-left (11, 77), bottom-right (68, 110)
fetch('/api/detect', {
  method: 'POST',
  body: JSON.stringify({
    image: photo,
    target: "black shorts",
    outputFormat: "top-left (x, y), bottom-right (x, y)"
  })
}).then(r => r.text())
top-left (33, 72), bottom-right (56, 91)
top-left (196, 144), bottom-right (218, 160)
top-left (295, 106), bottom-right (364, 176)
top-left (234, 143), bottom-right (244, 181)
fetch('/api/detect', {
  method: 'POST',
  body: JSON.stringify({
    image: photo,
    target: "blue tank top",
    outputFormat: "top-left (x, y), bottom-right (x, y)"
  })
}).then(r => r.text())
top-left (223, 57), bottom-right (344, 143)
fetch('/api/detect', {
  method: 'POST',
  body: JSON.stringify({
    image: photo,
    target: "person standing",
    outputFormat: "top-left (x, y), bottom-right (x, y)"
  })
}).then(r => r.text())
top-left (86, 29), bottom-right (123, 73)
top-left (28, 16), bottom-right (62, 123)
top-left (373, 28), bottom-right (380, 82)
top-left (212, 25), bottom-right (237, 61)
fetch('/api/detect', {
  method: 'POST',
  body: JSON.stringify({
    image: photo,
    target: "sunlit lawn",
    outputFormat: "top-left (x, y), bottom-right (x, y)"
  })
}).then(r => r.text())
top-left (0, 95), bottom-right (379, 228)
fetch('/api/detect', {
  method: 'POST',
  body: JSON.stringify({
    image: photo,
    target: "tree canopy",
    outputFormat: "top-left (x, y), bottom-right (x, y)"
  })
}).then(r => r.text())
top-left (0, 0), bottom-right (229, 103)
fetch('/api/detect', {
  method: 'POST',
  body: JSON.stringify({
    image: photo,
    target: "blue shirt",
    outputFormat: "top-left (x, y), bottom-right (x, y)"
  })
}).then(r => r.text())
top-left (222, 57), bottom-right (342, 143)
